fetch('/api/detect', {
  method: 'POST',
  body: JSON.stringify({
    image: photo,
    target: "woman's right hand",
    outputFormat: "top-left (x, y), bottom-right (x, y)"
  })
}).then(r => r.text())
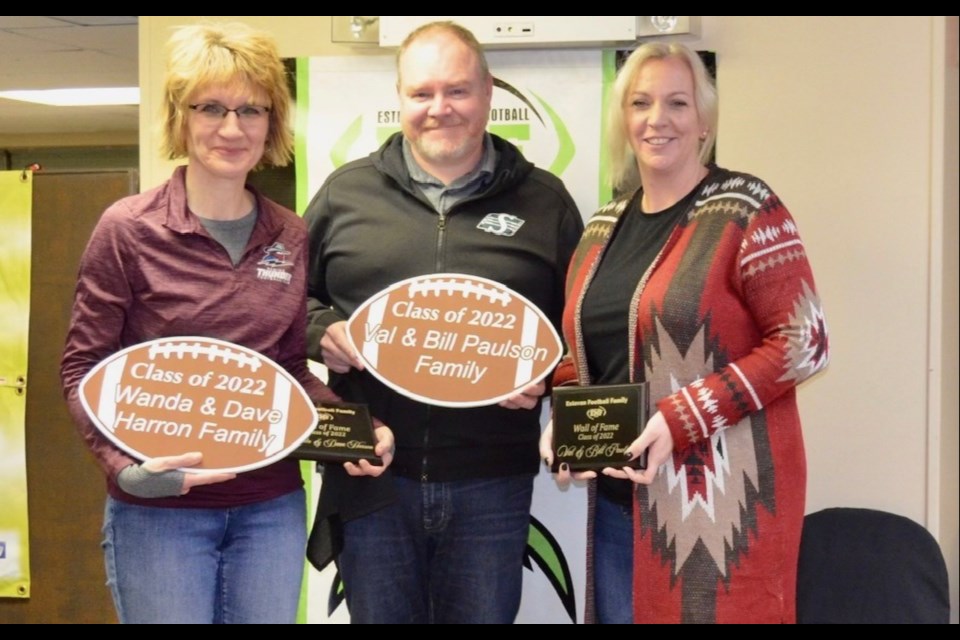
top-left (118, 452), bottom-right (236, 498)
top-left (539, 419), bottom-right (597, 487)
top-left (320, 321), bottom-right (364, 374)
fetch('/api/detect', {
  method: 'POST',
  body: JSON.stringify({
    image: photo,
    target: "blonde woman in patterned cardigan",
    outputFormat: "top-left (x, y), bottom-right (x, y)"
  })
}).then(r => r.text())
top-left (541, 42), bottom-right (829, 624)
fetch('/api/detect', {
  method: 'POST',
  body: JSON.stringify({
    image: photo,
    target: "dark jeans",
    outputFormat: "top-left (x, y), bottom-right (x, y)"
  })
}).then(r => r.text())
top-left (339, 474), bottom-right (534, 623)
top-left (594, 491), bottom-right (635, 624)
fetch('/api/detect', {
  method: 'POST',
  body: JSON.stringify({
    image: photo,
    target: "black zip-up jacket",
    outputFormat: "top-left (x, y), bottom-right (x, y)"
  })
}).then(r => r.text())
top-left (303, 133), bottom-right (582, 563)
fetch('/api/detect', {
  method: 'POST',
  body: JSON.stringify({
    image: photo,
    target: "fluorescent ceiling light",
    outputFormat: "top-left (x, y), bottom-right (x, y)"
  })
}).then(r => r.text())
top-left (0, 87), bottom-right (139, 106)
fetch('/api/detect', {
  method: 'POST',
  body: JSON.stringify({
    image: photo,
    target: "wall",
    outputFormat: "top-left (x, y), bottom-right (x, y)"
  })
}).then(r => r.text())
top-left (0, 131), bottom-right (137, 149)
top-left (694, 15), bottom-right (928, 517)
top-left (3, 146), bottom-right (137, 172)
top-left (693, 16), bottom-right (957, 618)
top-left (138, 15), bottom-right (958, 619)
top-left (937, 14), bottom-right (959, 624)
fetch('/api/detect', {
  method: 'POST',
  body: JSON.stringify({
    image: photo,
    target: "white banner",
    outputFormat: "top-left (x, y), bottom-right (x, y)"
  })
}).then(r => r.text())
top-left (298, 49), bottom-right (607, 623)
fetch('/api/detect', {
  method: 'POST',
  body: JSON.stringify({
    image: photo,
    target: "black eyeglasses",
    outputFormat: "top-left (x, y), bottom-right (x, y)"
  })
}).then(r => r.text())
top-left (188, 103), bottom-right (271, 121)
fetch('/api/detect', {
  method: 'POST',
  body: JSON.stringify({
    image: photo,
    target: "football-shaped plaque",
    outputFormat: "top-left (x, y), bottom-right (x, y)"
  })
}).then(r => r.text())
top-left (346, 273), bottom-right (562, 407)
top-left (77, 336), bottom-right (318, 473)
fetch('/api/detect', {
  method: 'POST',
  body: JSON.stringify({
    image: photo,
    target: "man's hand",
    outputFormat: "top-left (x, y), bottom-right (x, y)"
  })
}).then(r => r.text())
top-left (344, 425), bottom-right (395, 478)
top-left (320, 321), bottom-right (364, 374)
top-left (499, 380), bottom-right (546, 410)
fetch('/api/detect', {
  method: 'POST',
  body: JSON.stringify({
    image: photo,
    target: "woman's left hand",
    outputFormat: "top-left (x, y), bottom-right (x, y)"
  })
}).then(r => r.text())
top-left (344, 425), bottom-right (394, 477)
top-left (601, 410), bottom-right (673, 485)
top-left (539, 419), bottom-right (598, 488)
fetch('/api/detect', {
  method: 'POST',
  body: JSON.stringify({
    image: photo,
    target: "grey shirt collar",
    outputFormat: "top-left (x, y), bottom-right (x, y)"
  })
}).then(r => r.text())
top-left (402, 134), bottom-right (498, 214)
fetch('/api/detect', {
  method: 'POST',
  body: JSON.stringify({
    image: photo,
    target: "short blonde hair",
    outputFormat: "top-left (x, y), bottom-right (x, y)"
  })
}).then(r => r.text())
top-left (396, 21), bottom-right (490, 85)
top-left (161, 22), bottom-right (293, 168)
top-left (607, 42), bottom-right (718, 190)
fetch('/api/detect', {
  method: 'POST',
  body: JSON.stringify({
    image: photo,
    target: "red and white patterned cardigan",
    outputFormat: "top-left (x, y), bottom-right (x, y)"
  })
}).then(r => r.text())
top-left (555, 166), bottom-right (829, 624)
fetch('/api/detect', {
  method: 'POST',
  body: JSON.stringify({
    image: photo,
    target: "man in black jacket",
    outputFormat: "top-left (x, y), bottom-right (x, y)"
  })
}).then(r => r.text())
top-left (304, 20), bottom-right (583, 623)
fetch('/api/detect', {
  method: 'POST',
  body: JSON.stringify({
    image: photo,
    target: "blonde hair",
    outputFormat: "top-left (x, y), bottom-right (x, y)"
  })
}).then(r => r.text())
top-left (607, 42), bottom-right (718, 190)
top-left (396, 21), bottom-right (490, 84)
top-left (161, 22), bottom-right (293, 168)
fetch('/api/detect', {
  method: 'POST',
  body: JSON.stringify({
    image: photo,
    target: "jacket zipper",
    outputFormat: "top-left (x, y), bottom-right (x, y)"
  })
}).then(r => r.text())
top-left (435, 212), bottom-right (446, 271)
top-left (420, 211), bottom-right (448, 482)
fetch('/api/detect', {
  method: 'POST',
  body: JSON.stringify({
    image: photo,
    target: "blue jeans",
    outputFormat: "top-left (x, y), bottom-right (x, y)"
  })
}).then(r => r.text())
top-left (339, 474), bottom-right (534, 623)
top-left (594, 492), bottom-right (635, 624)
top-left (102, 489), bottom-right (306, 624)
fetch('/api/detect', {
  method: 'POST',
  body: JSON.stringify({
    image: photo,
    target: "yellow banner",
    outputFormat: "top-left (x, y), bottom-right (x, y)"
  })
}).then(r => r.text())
top-left (0, 170), bottom-right (32, 598)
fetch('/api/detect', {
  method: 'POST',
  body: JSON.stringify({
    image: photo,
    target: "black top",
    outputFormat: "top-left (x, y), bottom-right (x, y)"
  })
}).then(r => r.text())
top-left (582, 185), bottom-right (699, 504)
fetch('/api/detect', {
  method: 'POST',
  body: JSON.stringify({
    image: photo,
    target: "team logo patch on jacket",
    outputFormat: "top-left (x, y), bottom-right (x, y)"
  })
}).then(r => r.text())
top-left (258, 242), bottom-right (293, 267)
top-left (256, 242), bottom-right (293, 284)
top-left (477, 213), bottom-right (525, 237)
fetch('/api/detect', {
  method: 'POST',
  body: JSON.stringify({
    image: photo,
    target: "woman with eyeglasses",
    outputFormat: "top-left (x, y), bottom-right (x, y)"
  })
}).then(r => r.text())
top-left (60, 22), bottom-right (393, 624)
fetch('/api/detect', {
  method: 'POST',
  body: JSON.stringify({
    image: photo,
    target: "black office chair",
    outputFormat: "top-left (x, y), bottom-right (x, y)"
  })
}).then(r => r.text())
top-left (797, 507), bottom-right (950, 623)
